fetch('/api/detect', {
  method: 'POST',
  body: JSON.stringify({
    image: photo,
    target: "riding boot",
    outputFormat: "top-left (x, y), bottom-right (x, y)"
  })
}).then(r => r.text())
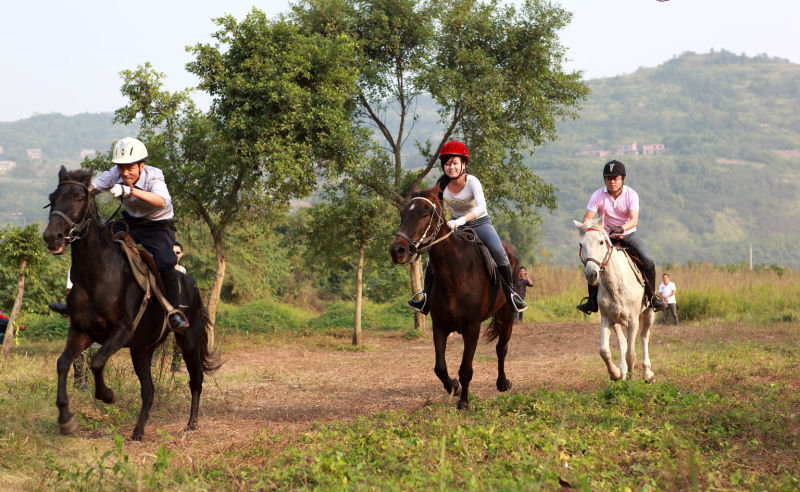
top-left (577, 283), bottom-right (599, 314)
top-left (499, 264), bottom-right (527, 313)
top-left (408, 262), bottom-right (433, 315)
top-left (160, 268), bottom-right (190, 332)
top-left (643, 264), bottom-right (668, 312)
top-left (49, 302), bottom-right (69, 317)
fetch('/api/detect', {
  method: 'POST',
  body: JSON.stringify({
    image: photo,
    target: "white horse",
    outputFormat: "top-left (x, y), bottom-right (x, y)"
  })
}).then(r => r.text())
top-left (573, 215), bottom-right (656, 382)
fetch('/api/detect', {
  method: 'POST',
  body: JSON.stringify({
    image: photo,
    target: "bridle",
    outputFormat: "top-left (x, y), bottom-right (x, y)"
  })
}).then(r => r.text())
top-left (394, 196), bottom-right (453, 263)
top-left (579, 227), bottom-right (613, 271)
top-left (46, 180), bottom-right (95, 243)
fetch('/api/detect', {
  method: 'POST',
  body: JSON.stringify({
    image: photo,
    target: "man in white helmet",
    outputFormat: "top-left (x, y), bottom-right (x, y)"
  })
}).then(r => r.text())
top-left (91, 137), bottom-right (189, 332)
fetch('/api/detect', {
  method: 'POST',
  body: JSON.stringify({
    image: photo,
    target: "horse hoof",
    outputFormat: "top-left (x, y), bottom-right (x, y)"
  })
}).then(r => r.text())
top-left (131, 430), bottom-right (143, 441)
top-left (448, 379), bottom-right (461, 396)
top-left (457, 399), bottom-right (470, 410)
top-left (497, 379), bottom-right (512, 392)
top-left (644, 373), bottom-right (656, 384)
top-left (59, 416), bottom-right (78, 435)
top-left (98, 388), bottom-right (116, 404)
top-left (185, 421), bottom-right (198, 431)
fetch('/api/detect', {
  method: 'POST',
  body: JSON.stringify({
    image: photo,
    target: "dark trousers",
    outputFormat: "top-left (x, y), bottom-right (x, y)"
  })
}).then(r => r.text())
top-left (611, 232), bottom-right (657, 295)
top-left (661, 303), bottom-right (679, 325)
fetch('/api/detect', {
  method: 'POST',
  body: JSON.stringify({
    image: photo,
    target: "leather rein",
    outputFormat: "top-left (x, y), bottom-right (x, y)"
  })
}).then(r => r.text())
top-left (394, 196), bottom-right (453, 264)
top-left (579, 227), bottom-right (614, 271)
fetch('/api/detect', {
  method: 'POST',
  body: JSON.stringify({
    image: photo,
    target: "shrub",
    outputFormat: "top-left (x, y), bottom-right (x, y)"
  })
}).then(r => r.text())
top-left (215, 300), bottom-right (313, 334)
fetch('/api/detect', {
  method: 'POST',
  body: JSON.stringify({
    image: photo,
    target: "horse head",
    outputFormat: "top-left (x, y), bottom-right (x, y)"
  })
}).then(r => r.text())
top-left (43, 166), bottom-right (98, 254)
top-left (573, 214), bottom-right (612, 286)
top-left (389, 186), bottom-right (447, 264)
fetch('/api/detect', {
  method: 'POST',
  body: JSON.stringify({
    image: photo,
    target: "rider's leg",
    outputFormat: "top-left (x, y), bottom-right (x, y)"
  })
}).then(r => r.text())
top-left (126, 215), bottom-right (189, 331)
top-left (472, 219), bottom-right (527, 313)
top-left (577, 283), bottom-right (599, 314)
top-left (616, 233), bottom-right (667, 311)
top-left (408, 261), bottom-right (433, 315)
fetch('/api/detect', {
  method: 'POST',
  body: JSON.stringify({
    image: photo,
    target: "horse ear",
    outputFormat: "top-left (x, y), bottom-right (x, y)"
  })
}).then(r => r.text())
top-left (572, 219), bottom-right (584, 229)
top-left (58, 166), bottom-right (68, 182)
top-left (598, 214), bottom-right (605, 228)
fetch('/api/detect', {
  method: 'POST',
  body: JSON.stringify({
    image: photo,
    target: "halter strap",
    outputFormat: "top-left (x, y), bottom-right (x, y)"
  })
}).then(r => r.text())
top-left (47, 180), bottom-right (95, 243)
top-left (579, 227), bottom-right (613, 271)
top-left (394, 196), bottom-right (453, 263)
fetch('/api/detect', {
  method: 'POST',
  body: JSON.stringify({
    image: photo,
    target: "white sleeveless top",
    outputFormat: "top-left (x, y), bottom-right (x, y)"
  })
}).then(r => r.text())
top-left (442, 174), bottom-right (488, 220)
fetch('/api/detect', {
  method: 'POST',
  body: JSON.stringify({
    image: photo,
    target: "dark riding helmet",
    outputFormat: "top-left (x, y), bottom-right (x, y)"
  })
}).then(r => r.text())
top-left (603, 160), bottom-right (626, 177)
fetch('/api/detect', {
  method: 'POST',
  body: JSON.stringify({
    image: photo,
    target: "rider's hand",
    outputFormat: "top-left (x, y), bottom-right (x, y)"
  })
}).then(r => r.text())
top-left (109, 184), bottom-right (131, 198)
top-left (609, 225), bottom-right (624, 236)
top-left (447, 217), bottom-right (466, 230)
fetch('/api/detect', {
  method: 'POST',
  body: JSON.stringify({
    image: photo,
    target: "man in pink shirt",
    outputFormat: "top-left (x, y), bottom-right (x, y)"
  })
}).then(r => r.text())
top-left (576, 160), bottom-right (668, 314)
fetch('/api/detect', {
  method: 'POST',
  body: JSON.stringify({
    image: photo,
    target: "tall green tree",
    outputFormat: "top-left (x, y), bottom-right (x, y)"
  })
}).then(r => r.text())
top-left (112, 9), bottom-right (360, 322)
top-left (293, 0), bottom-right (589, 329)
top-left (304, 177), bottom-right (397, 345)
top-left (1, 224), bottom-right (47, 357)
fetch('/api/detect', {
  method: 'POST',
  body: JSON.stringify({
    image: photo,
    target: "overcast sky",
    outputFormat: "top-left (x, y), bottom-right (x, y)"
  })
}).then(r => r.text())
top-left (1, 0), bottom-right (798, 122)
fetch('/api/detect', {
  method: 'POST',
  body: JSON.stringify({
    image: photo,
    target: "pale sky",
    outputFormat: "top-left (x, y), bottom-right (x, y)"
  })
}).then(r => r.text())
top-left (1, 0), bottom-right (798, 122)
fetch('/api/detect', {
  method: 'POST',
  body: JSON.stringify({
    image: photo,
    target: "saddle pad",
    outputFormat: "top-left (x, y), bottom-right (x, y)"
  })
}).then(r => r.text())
top-left (617, 247), bottom-right (645, 287)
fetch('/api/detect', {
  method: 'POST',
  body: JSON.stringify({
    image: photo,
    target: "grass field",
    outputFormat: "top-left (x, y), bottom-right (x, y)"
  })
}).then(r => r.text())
top-left (1, 265), bottom-right (798, 490)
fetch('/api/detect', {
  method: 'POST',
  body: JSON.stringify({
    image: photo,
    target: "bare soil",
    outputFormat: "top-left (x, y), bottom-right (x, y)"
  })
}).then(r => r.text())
top-left (107, 320), bottom-right (702, 457)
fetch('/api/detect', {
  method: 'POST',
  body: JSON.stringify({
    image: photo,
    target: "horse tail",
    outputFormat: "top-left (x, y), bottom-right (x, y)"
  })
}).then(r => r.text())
top-left (186, 277), bottom-right (223, 374)
top-left (483, 314), bottom-right (502, 342)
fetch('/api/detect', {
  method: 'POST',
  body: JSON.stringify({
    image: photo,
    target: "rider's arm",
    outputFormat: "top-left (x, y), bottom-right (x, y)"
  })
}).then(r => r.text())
top-left (465, 175), bottom-right (487, 221)
top-left (128, 187), bottom-right (166, 208)
top-left (91, 169), bottom-right (118, 192)
top-left (621, 210), bottom-right (639, 232)
top-left (582, 210), bottom-right (596, 222)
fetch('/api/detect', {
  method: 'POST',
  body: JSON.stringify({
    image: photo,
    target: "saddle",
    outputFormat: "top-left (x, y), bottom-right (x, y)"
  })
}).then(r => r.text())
top-left (454, 227), bottom-right (508, 317)
top-left (112, 231), bottom-right (187, 335)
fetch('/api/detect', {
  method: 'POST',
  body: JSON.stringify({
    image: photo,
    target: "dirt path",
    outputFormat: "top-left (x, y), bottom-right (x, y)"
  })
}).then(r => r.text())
top-left (115, 321), bottom-right (687, 454)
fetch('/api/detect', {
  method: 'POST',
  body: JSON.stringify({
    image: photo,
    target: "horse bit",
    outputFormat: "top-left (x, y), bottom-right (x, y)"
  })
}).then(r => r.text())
top-left (395, 197), bottom-right (453, 263)
top-left (579, 227), bottom-right (613, 271)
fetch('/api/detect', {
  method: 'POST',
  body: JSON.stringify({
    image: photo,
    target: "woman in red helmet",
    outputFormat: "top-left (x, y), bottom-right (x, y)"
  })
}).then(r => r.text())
top-left (408, 141), bottom-right (527, 314)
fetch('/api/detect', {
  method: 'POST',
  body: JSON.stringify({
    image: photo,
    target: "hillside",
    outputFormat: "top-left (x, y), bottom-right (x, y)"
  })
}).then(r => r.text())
top-left (1, 51), bottom-right (799, 268)
top-left (531, 50), bottom-right (800, 268)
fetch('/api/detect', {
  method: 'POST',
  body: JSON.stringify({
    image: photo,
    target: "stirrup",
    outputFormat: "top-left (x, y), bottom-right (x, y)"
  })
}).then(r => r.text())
top-left (407, 291), bottom-right (427, 313)
top-left (167, 309), bottom-right (189, 333)
top-left (650, 296), bottom-right (669, 312)
top-left (576, 296), bottom-right (596, 315)
top-left (510, 292), bottom-right (528, 313)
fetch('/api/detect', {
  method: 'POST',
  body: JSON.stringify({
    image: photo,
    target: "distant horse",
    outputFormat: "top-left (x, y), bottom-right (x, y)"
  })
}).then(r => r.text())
top-left (42, 167), bottom-right (221, 440)
top-left (389, 186), bottom-right (518, 409)
top-left (574, 215), bottom-right (655, 382)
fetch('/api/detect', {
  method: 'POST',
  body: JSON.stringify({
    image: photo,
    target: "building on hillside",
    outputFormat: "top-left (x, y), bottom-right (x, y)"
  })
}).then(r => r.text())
top-left (574, 145), bottom-right (612, 157)
top-left (27, 148), bottom-right (43, 159)
top-left (0, 145), bottom-right (4, 154)
top-left (616, 142), bottom-right (638, 155)
top-left (80, 149), bottom-right (97, 159)
top-left (642, 143), bottom-right (666, 155)
top-left (0, 160), bottom-right (17, 174)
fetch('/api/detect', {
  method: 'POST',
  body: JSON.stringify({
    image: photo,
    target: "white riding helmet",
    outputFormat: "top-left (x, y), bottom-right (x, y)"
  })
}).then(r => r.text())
top-left (111, 137), bottom-right (148, 164)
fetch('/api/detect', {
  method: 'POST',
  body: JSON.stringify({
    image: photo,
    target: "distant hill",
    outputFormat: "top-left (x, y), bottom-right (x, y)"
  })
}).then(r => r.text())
top-left (531, 50), bottom-right (800, 268)
top-left (1, 51), bottom-right (799, 268)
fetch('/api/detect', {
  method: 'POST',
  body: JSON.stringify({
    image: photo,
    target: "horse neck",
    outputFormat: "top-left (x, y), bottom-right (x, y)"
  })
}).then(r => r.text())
top-left (70, 217), bottom-right (114, 265)
top-left (600, 248), bottom-right (628, 294)
top-left (427, 234), bottom-right (473, 287)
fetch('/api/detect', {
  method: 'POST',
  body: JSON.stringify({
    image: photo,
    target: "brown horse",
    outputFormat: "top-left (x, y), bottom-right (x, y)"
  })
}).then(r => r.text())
top-left (389, 185), bottom-right (518, 409)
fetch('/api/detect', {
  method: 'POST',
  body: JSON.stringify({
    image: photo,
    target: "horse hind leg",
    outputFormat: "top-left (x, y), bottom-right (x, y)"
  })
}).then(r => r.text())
top-left (494, 316), bottom-right (513, 392)
top-left (456, 327), bottom-right (480, 410)
top-left (432, 329), bottom-right (460, 397)
top-left (130, 347), bottom-right (156, 441)
top-left (599, 318), bottom-right (622, 381)
top-left (639, 310), bottom-right (656, 383)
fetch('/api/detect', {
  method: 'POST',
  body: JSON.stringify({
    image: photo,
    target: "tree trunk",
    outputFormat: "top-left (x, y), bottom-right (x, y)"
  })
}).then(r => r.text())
top-left (409, 261), bottom-right (427, 332)
top-left (206, 235), bottom-right (226, 326)
top-left (2, 258), bottom-right (27, 358)
top-left (353, 230), bottom-right (365, 346)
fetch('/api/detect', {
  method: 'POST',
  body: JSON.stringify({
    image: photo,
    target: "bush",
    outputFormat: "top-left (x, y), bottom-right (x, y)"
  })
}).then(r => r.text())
top-left (215, 299), bottom-right (314, 334)
top-left (12, 313), bottom-right (69, 341)
top-left (310, 298), bottom-right (411, 332)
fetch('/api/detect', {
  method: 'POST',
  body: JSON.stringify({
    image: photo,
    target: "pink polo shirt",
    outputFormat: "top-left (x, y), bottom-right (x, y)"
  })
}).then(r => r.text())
top-left (586, 185), bottom-right (639, 236)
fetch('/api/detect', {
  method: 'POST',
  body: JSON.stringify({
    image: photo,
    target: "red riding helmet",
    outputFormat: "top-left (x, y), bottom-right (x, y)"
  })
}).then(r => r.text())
top-left (439, 140), bottom-right (470, 164)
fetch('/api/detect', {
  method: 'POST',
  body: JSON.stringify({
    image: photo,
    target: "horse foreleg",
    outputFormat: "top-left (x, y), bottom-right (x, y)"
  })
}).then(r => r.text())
top-left (495, 317), bottom-right (513, 392)
top-left (639, 311), bottom-right (656, 382)
top-left (90, 328), bottom-right (133, 404)
top-left (600, 318), bottom-right (622, 381)
top-left (56, 331), bottom-right (92, 435)
top-left (179, 334), bottom-right (204, 432)
top-left (432, 328), bottom-right (459, 397)
top-left (129, 347), bottom-right (156, 441)
top-left (625, 318), bottom-right (641, 381)
top-left (457, 328), bottom-right (480, 410)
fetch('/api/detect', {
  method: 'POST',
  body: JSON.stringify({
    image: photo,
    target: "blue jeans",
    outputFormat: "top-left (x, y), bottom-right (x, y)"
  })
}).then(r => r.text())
top-left (463, 216), bottom-right (510, 267)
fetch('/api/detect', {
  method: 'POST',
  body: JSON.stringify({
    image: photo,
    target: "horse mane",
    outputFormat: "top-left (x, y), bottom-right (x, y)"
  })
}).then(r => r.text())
top-left (66, 168), bottom-right (94, 184)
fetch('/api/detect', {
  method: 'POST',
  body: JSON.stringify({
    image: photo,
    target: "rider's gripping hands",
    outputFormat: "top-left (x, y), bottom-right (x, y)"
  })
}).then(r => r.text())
top-left (609, 225), bottom-right (624, 236)
top-left (447, 217), bottom-right (466, 230)
top-left (110, 184), bottom-right (131, 198)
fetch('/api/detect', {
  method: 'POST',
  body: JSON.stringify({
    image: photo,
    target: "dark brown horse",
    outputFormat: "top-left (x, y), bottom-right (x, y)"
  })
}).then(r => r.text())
top-left (42, 167), bottom-right (221, 440)
top-left (389, 186), bottom-right (518, 409)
